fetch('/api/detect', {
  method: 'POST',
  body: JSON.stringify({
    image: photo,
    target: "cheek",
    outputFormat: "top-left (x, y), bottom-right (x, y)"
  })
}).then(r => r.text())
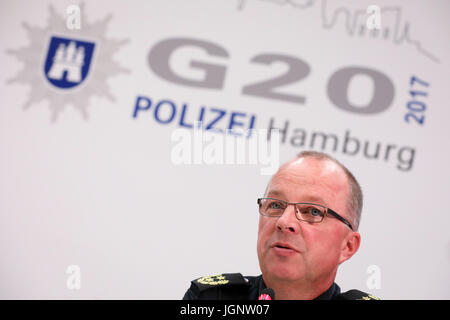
top-left (302, 227), bottom-right (344, 265)
top-left (257, 218), bottom-right (273, 255)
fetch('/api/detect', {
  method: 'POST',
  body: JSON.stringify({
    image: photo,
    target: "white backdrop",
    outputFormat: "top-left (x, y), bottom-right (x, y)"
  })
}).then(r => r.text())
top-left (1, 0), bottom-right (449, 299)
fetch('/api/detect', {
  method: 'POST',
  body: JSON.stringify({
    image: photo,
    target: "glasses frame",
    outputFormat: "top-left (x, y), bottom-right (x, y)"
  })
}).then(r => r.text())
top-left (257, 197), bottom-right (353, 231)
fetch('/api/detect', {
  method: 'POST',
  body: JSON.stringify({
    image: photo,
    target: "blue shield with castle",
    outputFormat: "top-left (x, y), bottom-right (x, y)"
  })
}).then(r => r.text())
top-left (44, 36), bottom-right (96, 89)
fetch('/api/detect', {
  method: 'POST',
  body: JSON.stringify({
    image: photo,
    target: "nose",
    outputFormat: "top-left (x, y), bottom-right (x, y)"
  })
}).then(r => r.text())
top-left (276, 204), bottom-right (300, 234)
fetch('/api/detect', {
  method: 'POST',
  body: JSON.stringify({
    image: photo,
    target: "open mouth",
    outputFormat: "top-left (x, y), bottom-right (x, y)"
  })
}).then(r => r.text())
top-left (272, 242), bottom-right (298, 255)
top-left (275, 244), bottom-right (291, 249)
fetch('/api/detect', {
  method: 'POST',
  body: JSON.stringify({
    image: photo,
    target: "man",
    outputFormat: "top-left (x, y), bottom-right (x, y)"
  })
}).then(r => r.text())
top-left (183, 151), bottom-right (378, 300)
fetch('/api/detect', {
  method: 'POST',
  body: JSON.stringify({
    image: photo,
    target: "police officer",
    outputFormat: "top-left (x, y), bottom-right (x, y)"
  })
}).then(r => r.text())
top-left (183, 151), bottom-right (378, 300)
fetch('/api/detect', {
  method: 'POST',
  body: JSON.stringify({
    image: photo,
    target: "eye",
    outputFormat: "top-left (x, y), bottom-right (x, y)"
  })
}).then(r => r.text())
top-left (269, 201), bottom-right (283, 209)
top-left (299, 206), bottom-right (324, 217)
top-left (295, 204), bottom-right (326, 223)
top-left (259, 199), bottom-right (286, 217)
top-left (309, 207), bottom-right (323, 217)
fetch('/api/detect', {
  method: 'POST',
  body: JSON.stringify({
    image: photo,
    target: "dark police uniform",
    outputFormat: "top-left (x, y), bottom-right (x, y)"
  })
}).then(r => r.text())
top-left (183, 273), bottom-right (379, 300)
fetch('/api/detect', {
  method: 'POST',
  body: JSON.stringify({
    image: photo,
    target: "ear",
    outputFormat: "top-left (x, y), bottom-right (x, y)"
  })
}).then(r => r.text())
top-left (338, 231), bottom-right (361, 264)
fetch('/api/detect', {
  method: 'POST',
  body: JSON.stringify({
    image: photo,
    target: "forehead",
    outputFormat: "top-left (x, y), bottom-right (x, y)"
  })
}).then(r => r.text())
top-left (266, 157), bottom-right (349, 207)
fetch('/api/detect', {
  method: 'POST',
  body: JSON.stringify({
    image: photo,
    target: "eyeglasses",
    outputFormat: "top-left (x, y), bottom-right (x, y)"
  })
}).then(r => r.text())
top-left (257, 198), bottom-right (353, 231)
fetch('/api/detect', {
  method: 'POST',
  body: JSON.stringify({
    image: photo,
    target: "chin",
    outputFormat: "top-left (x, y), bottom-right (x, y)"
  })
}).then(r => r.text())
top-left (264, 261), bottom-right (304, 282)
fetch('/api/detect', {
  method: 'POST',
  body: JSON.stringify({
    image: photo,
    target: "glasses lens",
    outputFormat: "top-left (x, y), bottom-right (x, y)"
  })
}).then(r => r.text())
top-left (259, 198), bottom-right (286, 217)
top-left (295, 203), bottom-right (326, 223)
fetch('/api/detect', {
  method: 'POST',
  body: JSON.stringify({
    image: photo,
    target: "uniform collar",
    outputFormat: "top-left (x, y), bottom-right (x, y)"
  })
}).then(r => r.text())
top-left (313, 282), bottom-right (341, 300)
top-left (255, 275), bottom-right (341, 300)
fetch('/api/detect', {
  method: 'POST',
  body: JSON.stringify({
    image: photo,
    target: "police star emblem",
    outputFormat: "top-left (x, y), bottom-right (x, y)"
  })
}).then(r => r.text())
top-left (7, 3), bottom-right (129, 121)
top-left (197, 274), bottom-right (230, 286)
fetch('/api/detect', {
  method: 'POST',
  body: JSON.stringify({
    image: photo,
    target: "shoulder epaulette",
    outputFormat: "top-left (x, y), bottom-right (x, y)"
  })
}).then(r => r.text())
top-left (338, 289), bottom-right (380, 300)
top-left (192, 273), bottom-right (249, 292)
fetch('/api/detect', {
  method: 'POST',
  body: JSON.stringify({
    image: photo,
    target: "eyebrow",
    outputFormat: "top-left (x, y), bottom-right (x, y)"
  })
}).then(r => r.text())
top-left (266, 190), bottom-right (328, 206)
top-left (265, 189), bottom-right (284, 198)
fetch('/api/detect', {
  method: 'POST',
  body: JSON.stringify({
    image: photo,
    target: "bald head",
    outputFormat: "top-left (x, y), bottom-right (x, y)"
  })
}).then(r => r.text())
top-left (266, 151), bottom-right (363, 230)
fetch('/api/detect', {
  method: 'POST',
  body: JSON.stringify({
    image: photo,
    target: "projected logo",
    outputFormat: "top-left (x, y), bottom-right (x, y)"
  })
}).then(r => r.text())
top-left (44, 36), bottom-right (96, 89)
top-left (237, 0), bottom-right (440, 63)
top-left (7, 4), bottom-right (129, 121)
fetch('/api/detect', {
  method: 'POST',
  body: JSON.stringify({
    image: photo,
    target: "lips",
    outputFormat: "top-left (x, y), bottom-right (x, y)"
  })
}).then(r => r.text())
top-left (271, 241), bottom-right (299, 256)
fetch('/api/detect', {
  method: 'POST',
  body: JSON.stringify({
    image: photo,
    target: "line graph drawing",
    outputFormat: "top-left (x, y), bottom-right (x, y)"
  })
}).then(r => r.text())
top-left (236, 0), bottom-right (440, 63)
